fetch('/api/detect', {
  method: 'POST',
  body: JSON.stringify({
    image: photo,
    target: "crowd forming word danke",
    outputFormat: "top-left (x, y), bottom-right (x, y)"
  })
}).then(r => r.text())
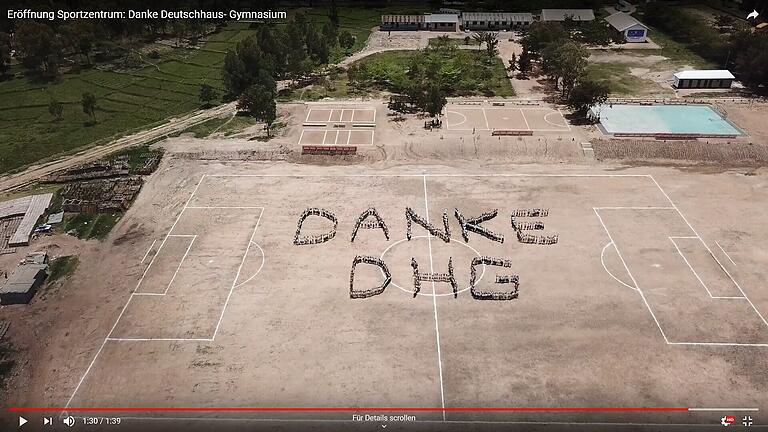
top-left (292, 206), bottom-right (559, 300)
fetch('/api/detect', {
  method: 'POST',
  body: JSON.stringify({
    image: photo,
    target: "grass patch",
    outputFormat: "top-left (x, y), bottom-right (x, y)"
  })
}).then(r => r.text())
top-left (0, 22), bottom-right (258, 175)
top-left (60, 212), bottom-right (122, 240)
top-left (585, 62), bottom-right (671, 96)
top-left (641, 28), bottom-right (717, 69)
top-left (46, 256), bottom-right (80, 284)
top-left (315, 49), bottom-right (514, 99)
top-left (107, 145), bottom-right (163, 173)
top-left (183, 117), bottom-right (230, 138)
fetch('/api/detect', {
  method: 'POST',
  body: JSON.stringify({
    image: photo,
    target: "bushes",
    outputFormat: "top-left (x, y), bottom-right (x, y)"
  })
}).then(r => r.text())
top-left (642, 3), bottom-right (729, 65)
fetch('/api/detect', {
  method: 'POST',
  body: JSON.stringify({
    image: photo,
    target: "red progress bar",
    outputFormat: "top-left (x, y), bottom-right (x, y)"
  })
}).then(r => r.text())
top-left (9, 407), bottom-right (690, 412)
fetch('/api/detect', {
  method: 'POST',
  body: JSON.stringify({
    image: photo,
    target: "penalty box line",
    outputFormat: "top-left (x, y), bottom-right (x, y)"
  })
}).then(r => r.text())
top-left (64, 176), bottom-right (266, 413)
top-left (594, 189), bottom-right (768, 347)
top-left (648, 176), bottom-right (768, 331)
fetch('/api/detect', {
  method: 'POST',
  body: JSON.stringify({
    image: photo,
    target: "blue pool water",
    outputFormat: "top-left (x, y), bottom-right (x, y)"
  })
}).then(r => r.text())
top-left (592, 104), bottom-right (742, 136)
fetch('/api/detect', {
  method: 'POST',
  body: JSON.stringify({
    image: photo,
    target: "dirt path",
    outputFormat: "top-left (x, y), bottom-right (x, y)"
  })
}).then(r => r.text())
top-left (0, 102), bottom-right (237, 194)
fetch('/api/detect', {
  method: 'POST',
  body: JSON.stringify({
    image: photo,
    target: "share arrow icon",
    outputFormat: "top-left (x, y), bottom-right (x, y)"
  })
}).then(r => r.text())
top-left (747, 10), bottom-right (759, 20)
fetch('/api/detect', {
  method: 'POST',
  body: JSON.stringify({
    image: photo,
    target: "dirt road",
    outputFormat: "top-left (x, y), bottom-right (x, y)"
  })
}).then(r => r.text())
top-left (0, 102), bottom-right (237, 194)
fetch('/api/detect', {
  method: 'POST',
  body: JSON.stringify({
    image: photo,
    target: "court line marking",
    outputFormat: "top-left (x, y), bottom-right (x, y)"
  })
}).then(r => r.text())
top-left (543, 110), bottom-right (570, 130)
top-left (715, 241), bottom-right (737, 267)
top-left (134, 235), bottom-right (197, 296)
top-left (600, 241), bottom-right (638, 291)
top-left (558, 109), bottom-right (572, 131)
top-left (519, 108), bottom-right (531, 130)
top-left (593, 207), bottom-right (670, 344)
top-left (233, 242), bottom-right (265, 289)
top-left (649, 176), bottom-right (768, 330)
top-left (669, 237), bottom-right (744, 300)
top-left (481, 108), bottom-right (490, 130)
top-left (140, 239), bottom-right (157, 264)
top-left (422, 175), bottom-right (446, 421)
top-left (595, 200), bottom-right (768, 347)
top-left (297, 129), bottom-right (375, 146)
top-left (444, 110), bottom-right (467, 130)
top-left (213, 208), bottom-right (264, 340)
top-left (64, 174), bottom-right (207, 411)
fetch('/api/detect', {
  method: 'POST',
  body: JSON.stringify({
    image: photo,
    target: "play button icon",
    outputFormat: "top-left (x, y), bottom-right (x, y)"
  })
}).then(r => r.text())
top-left (18, 416), bottom-right (28, 427)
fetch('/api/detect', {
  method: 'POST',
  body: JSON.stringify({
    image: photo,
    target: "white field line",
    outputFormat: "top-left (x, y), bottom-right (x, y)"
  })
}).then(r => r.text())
top-left (63, 174), bottom-right (207, 412)
top-left (327, 109), bottom-right (333, 122)
top-left (649, 176), bottom-right (768, 329)
top-left (558, 109), bottom-right (572, 131)
top-left (140, 239), bottom-right (157, 264)
top-left (715, 241), bottom-right (737, 267)
top-left (346, 130), bottom-right (351, 145)
top-left (519, 108), bottom-right (531, 130)
top-left (298, 129), bottom-right (305, 145)
top-left (304, 109), bottom-right (311, 123)
top-left (668, 237), bottom-right (744, 300)
top-left (322, 130), bottom-right (328, 145)
top-left (186, 206), bottom-right (264, 209)
top-left (370, 129), bottom-right (375, 146)
top-left (481, 108), bottom-right (490, 130)
top-left (600, 242), bottom-right (638, 291)
top-left (444, 110), bottom-right (467, 130)
top-left (205, 174), bottom-right (656, 178)
top-left (422, 175), bottom-right (446, 421)
top-left (593, 208), bottom-right (670, 344)
top-left (594, 206), bottom-right (675, 210)
top-left (162, 235), bottom-right (196, 296)
top-left (212, 208), bottom-right (263, 340)
top-left (233, 241), bottom-right (265, 289)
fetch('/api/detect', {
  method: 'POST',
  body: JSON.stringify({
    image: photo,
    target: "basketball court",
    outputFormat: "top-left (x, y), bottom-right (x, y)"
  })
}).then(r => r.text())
top-left (445, 106), bottom-right (570, 132)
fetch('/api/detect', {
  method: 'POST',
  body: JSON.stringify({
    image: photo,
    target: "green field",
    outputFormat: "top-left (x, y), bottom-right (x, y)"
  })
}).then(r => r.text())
top-left (285, 49), bottom-right (515, 100)
top-left (0, 22), bottom-right (256, 175)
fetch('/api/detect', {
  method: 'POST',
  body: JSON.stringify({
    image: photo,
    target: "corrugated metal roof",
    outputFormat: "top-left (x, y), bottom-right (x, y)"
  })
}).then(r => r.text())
top-left (541, 9), bottom-right (595, 21)
top-left (381, 15), bottom-right (424, 23)
top-left (0, 263), bottom-right (46, 295)
top-left (424, 13), bottom-right (460, 23)
top-left (674, 70), bottom-right (735, 80)
top-left (461, 12), bottom-right (534, 22)
top-left (605, 12), bottom-right (646, 31)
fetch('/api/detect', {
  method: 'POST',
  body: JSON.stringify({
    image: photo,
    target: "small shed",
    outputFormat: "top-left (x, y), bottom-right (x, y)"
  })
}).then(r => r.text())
top-left (423, 13), bottom-right (460, 31)
top-left (540, 9), bottom-right (595, 22)
top-left (605, 12), bottom-right (648, 42)
top-left (673, 70), bottom-right (735, 89)
top-left (0, 263), bottom-right (47, 305)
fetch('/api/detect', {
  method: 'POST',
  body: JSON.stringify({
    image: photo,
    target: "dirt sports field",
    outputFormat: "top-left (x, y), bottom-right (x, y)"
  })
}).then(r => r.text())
top-left (24, 157), bottom-right (761, 431)
top-left (3, 99), bottom-right (768, 432)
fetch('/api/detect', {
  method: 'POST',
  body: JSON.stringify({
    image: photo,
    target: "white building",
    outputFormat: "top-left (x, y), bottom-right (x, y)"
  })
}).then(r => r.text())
top-left (605, 12), bottom-right (648, 43)
top-left (673, 70), bottom-right (735, 89)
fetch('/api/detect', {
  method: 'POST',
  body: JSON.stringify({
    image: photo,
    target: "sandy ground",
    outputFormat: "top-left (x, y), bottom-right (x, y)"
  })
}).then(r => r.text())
top-left (3, 96), bottom-right (768, 431)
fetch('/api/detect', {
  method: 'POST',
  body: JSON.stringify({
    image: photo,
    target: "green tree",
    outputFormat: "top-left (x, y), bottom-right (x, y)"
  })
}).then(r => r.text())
top-left (542, 40), bottom-right (589, 97)
top-left (0, 32), bottom-right (10, 77)
top-left (520, 22), bottom-right (568, 57)
top-left (81, 92), bottom-right (97, 120)
top-left (237, 84), bottom-right (277, 137)
top-left (15, 21), bottom-right (61, 75)
top-left (48, 99), bottom-right (63, 120)
top-left (66, 20), bottom-right (96, 64)
top-left (222, 50), bottom-right (248, 96)
top-left (508, 53), bottom-right (517, 72)
top-left (422, 83), bottom-right (447, 118)
top-left (338, 30), bottom-right (355, 54)
top-left (567, 80), bottom-right (610, 117)
top-left (473, 32), bottom-right (500, 60)
top-left (517, 51), bottom-right (533, 76)
top-left (199, 84), bottom-right (217, 107)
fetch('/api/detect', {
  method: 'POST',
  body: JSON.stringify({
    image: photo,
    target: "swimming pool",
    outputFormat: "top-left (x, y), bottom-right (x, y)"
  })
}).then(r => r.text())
top-left (590, 104), bottom-right (742, 136)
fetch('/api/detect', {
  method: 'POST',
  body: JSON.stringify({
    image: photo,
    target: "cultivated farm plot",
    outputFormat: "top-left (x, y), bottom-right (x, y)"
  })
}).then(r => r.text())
top-left (65, 173), bottom-right (768, 427)
top-left (445, 106), bottom-right (570, 133)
